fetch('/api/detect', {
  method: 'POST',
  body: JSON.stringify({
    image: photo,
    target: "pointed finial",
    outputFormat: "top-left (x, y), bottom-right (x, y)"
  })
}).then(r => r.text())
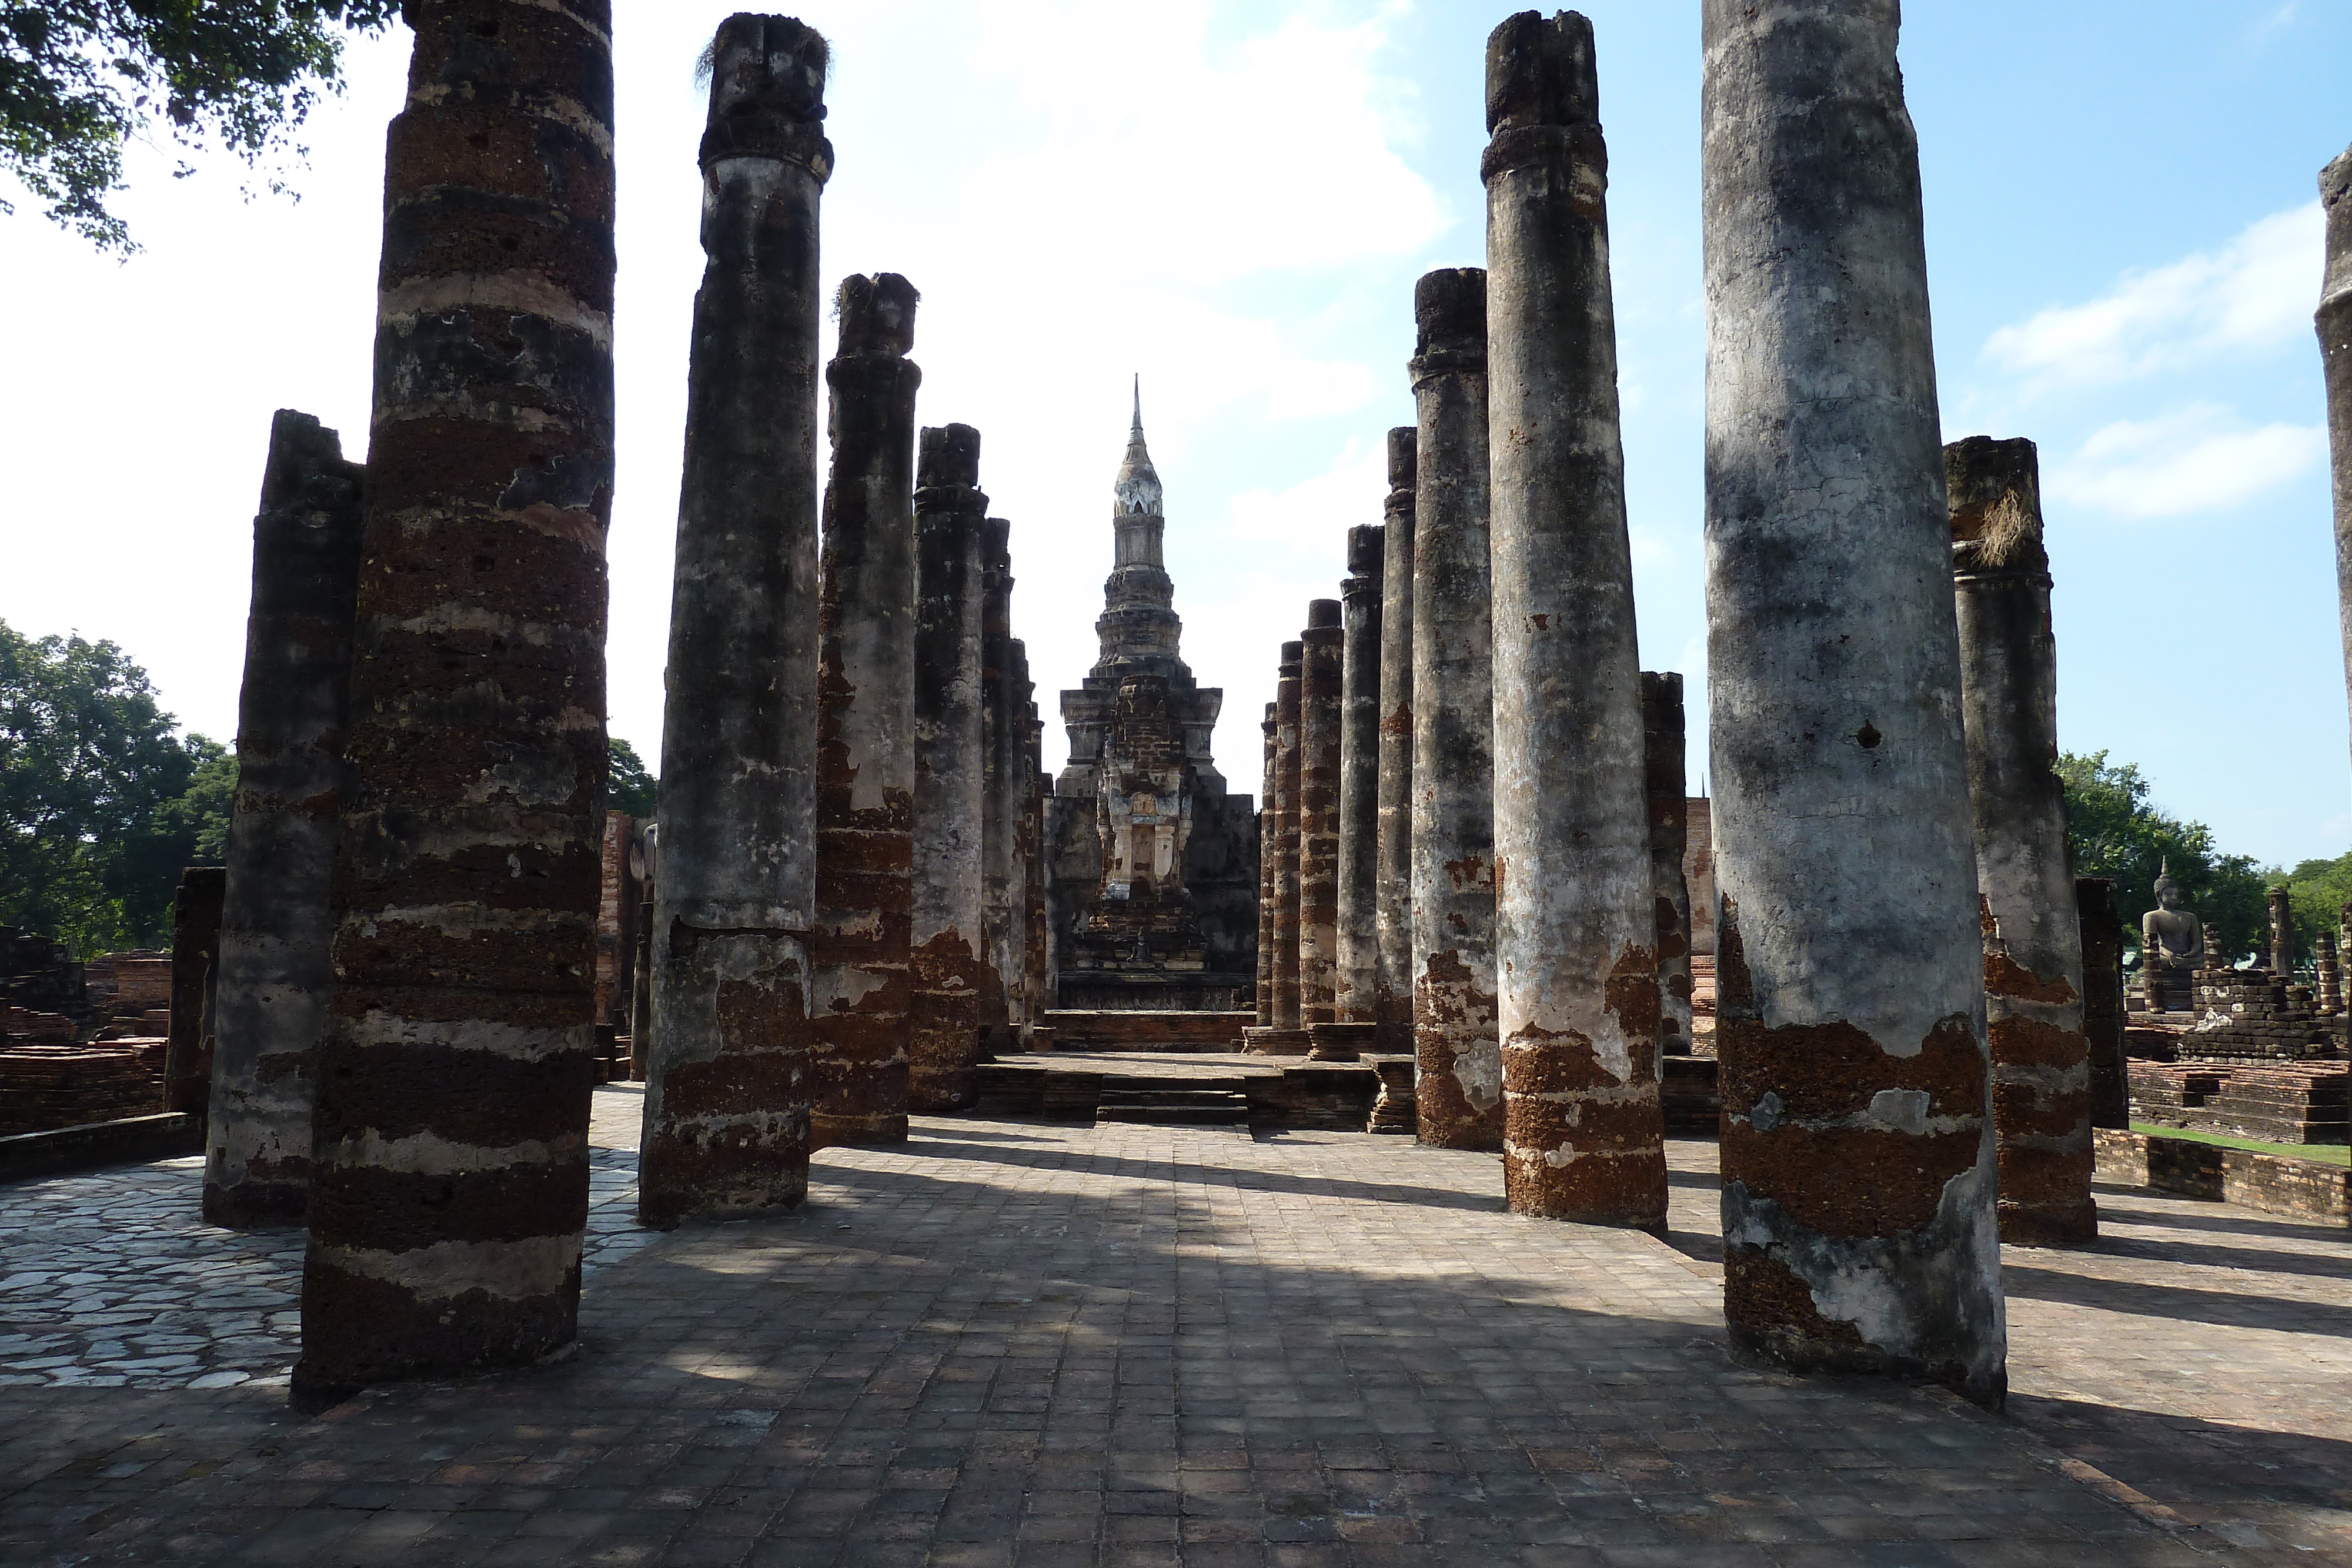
top-left (1131, 374), bottom-right (1142, 433)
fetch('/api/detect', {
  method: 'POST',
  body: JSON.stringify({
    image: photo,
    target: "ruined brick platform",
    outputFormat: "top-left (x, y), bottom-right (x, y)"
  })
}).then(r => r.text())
top-left (0, 1086), bottom-right (2343, 1564)
top-left (2129, 1059), bottom-right (2350, 1146)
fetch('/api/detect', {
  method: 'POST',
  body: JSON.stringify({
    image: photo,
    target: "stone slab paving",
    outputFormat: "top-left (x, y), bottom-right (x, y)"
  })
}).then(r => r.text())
top-left (0, 1086), bottom-right (656, 1394)
top-left (1663, 1138), bottom-right (2352, 1560)
top-left (0, 1088), bottom-right (2331, 1566)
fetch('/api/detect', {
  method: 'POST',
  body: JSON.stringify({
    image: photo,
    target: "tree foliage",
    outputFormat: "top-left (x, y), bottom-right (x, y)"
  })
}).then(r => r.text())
top-left (2058, 750), bottom-right (2269, 965)
top-left (2278, 850), bottom-right (2352, 960)
top-left (1, 1), bottom-right (401, 252)
top-left (0, 618), bottom-right (228, 954)
top-left (606, 737), bottom-right (657, 820)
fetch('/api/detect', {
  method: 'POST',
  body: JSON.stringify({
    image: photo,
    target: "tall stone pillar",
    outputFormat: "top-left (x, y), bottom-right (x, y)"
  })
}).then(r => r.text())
top-left (1409, 268), bottom-right (1502, 1152)
top-left (1484, 14), bottom-right (1662, 1221)
top-left (1950, 436), bottom-right (2093, 1247)
top-left (1298, 600), bottom-right (1344, 1027)
top-left (2319, 146), bottom-right (2352, 781)
top-left (1017, 669), bottom-right (1045, 1032)
top-left (1336, 525), bottom-right (1385, 1025)
top-left (811, 273), bottom-right (919, 1150)
top-left (640, 17), bottom-right (831, 1229)
top-left (297, 0), bottom-right (617, 1399)
top-left (980, 519), bottom-right (1017, 1034)
top-left (2319, 930), bottom-right (2343, 1015)
top-left (1273, 640), bottom-right (1305, 1034)
top-left (1374, 430), bottom-right (1418, 1057)
top-left (205, 410), bottom-right (365, 1226)
top-left (2269, 887), bottom-right (2295, 977)
top-left (2076, 877), bottom-right (2129, 1129)
top-left (1255, 701), bottom-right (1277, 1028)
top-left (1702, 0), bottom-right (2003, 1402)
top-left (1643, 674), bottom-right (1695, 1062)
top-left (910, 425), bottom-right (989, 1109)
top-left (628, 832), bottom-right (656, 1081)
top-left (165, 867), bottom-right (226, 1116)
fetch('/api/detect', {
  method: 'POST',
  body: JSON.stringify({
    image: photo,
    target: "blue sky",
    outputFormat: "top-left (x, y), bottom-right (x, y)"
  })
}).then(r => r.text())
top-left (2, 1), bottom-right (2346, 873)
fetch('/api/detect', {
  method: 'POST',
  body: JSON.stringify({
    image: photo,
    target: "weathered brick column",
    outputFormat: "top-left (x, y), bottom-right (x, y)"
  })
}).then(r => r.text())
top-left (1950, 436), bottom-right (2093, 1247)
top-left (2320, 145), bottom-right (2352, 778)
top-left (166, 868), bottom-right (227, 1117)
top-left (1643, 673), bottom-right (1694, 1062)
top-left (2269, 887), bottom-right (2295, 978)
top-left (1011, 644), bottom-right (1041, 1031)
top-left (1255, 701), bottom-right (1278, 1027)
top-left (1703, 0), bottom-right (2004, 1402)
top-left (1375, 429), bottom-right (1418, 1057)
top-left (1485, 13), bottom-right (1662, 1221)
top-left (910, 425), bottom-right (988, 1109)
top-left (2076, 877), bottom-right (2130, 1129)
top-left (980, 519), bottom-right (1016, 1035)
top-left (1298, 600), bottom-right (1344, 1028)
top-left (1336, 524), bottom-right (1384, 1025)
top-left (296, 0), bottom-right (617, 1398)
top-left (1409, 267), bottom-right (1502, 1151)
top-left (640, 16), bottom-right (832, 1229)
top-left (1273, 638), bottom-right (1305, 1033)
top-left (205, 410), bottom-right (365, 1227)
top-left (811, 273), bottom-right (919, 1149)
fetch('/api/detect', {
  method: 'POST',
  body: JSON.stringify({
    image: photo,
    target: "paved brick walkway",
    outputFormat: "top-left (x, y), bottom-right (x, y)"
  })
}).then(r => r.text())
top-left (0, 1086), bottom-right (2341, 1566)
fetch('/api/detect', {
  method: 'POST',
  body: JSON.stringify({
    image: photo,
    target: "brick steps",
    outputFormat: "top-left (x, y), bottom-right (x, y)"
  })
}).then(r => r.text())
top-left (1096, 1088), bottom-right (1250, 1126)
top-left (2128, 1061), bottom-right (2348, 1147)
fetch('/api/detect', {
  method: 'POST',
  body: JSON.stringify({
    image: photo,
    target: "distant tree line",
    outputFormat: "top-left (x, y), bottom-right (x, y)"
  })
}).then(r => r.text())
top-left (1, 617), bottom-right (656, 957)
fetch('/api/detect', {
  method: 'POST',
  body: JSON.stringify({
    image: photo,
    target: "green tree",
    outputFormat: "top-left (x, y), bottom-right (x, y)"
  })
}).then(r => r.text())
top-left (2059, 750), bottom-right (2268, 965)
top-left (2278, 850), bottom-right (2352, 958)
top-left (2, 1), bottom-right (402, 252)
top-left (606, 737), bottom-right (657, 819)
top-left (0, 619), bottom-right (225, 953)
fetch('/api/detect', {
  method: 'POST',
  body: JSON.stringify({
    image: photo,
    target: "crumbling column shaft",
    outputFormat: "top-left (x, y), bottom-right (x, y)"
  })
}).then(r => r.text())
top-left (910, 425), bottom-right (989, 1110)
top-left (1298, 600), bottom-right (1344, 1027)
top-left (811, 273), bottom-right (919, 1149)
top-left (298, 0), bottom-right (616, 1399)
top-left (1951, 436), bottom-right (2093, 1246)
top-left (2076, 877), bottom-right (2129, 1129)
top-left (1374, 430), bottom-right (1418, 1056)
top-left (1485, 13), bottom-right (1663, 1222)
top-left (1643, 674), bottom-right (1695, 1064)
top-left (2269, 887), bottom-right (2294, 978)
top-left (205, 410), bottom-right (365, 1227)
top-left (1702, 0), bottom-right (2004, 1402)
top-left (1336, 526), bottom-right (1384, 1025)
top-left (980, 521), bottom-right (1016, 1034)
top-left (1409, 267), bottom-right (1502, 1152)
top-left (1272, 641), bottom-right (1305, 1033)
top-left (1256, 703), bottom-right (1277, 1027)
top-left (642, 17), bottom-right (833, 1228)
top-left (2320, 146), bottom-right (2352, 782)
top-left (165, 868), bottom-right (226, 1117)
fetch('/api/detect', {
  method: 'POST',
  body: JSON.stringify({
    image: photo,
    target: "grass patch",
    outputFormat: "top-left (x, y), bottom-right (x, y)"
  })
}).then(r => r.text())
top-left (2133, 1124), bottom-right (2350, 1167)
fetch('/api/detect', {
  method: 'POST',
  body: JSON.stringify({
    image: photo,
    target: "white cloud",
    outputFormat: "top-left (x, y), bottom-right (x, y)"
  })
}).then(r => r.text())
top-left (1981, 202), bottom-right (2322, 393)
top-left (2044, 403), bottom-right (2327, 519)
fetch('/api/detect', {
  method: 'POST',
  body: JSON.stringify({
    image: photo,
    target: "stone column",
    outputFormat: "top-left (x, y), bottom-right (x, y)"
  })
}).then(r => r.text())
top-left (980, 519), bottom-right (1016, 1036)
top-left (2318, 929), bottom-right (2342, 1015)
top-left (2076, 877), bottom-right (2129, 1129)
top-left (2320, 146), bottom-right (2352, 780)
top-left (1702, 0), bottom-right (2003, 1403)
top-left (1950, 436), bottom-right (2093, 1247)
top-left (297, 0), bottom-right (617, 1400)
top-left (1375, 429), bottom-right (1418, 1058)
top-left (1336, 525), bottom-right (1384, 1025)
top-left (1484, 14), bottom-right (1661, 1221)
top-left (1255, 701), bottom-right (1277, 1027)
top-left (640, 17), bottom-right (831, 1229)
top-left (165, 867), bottom-right (226, 1116)
top-left (1273, 639), bottom-right (1305, 1034)
top-left (2269, 887), bottom-right (2295, 977)
top-left (1298, 599), bottom-right (1344, 1028)
top-left (205, 410), bottom-right (365, 1227)
top-left (811, 273), bottom-right (919, 1150)
top-left (1410, 267), bottom-right (1502, 1152)
top-left (1016, 670), bottom-right (1045, 1032)
top-left (1643, 674), bottom-right (1694, 1062)
top-left (910, 424), bottom-right (989, 1109)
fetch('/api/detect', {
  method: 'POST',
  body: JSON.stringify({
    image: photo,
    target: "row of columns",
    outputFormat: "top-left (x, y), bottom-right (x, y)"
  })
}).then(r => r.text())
top-left (188, 8), bottom-right (1045, 1401)
top-left (1240, 5), bottom-right (2102, 1407)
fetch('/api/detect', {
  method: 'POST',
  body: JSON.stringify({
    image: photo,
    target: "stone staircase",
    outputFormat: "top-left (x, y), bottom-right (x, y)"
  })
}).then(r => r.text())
top-left (1094, 1074), bottom-right (1251, 1128)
